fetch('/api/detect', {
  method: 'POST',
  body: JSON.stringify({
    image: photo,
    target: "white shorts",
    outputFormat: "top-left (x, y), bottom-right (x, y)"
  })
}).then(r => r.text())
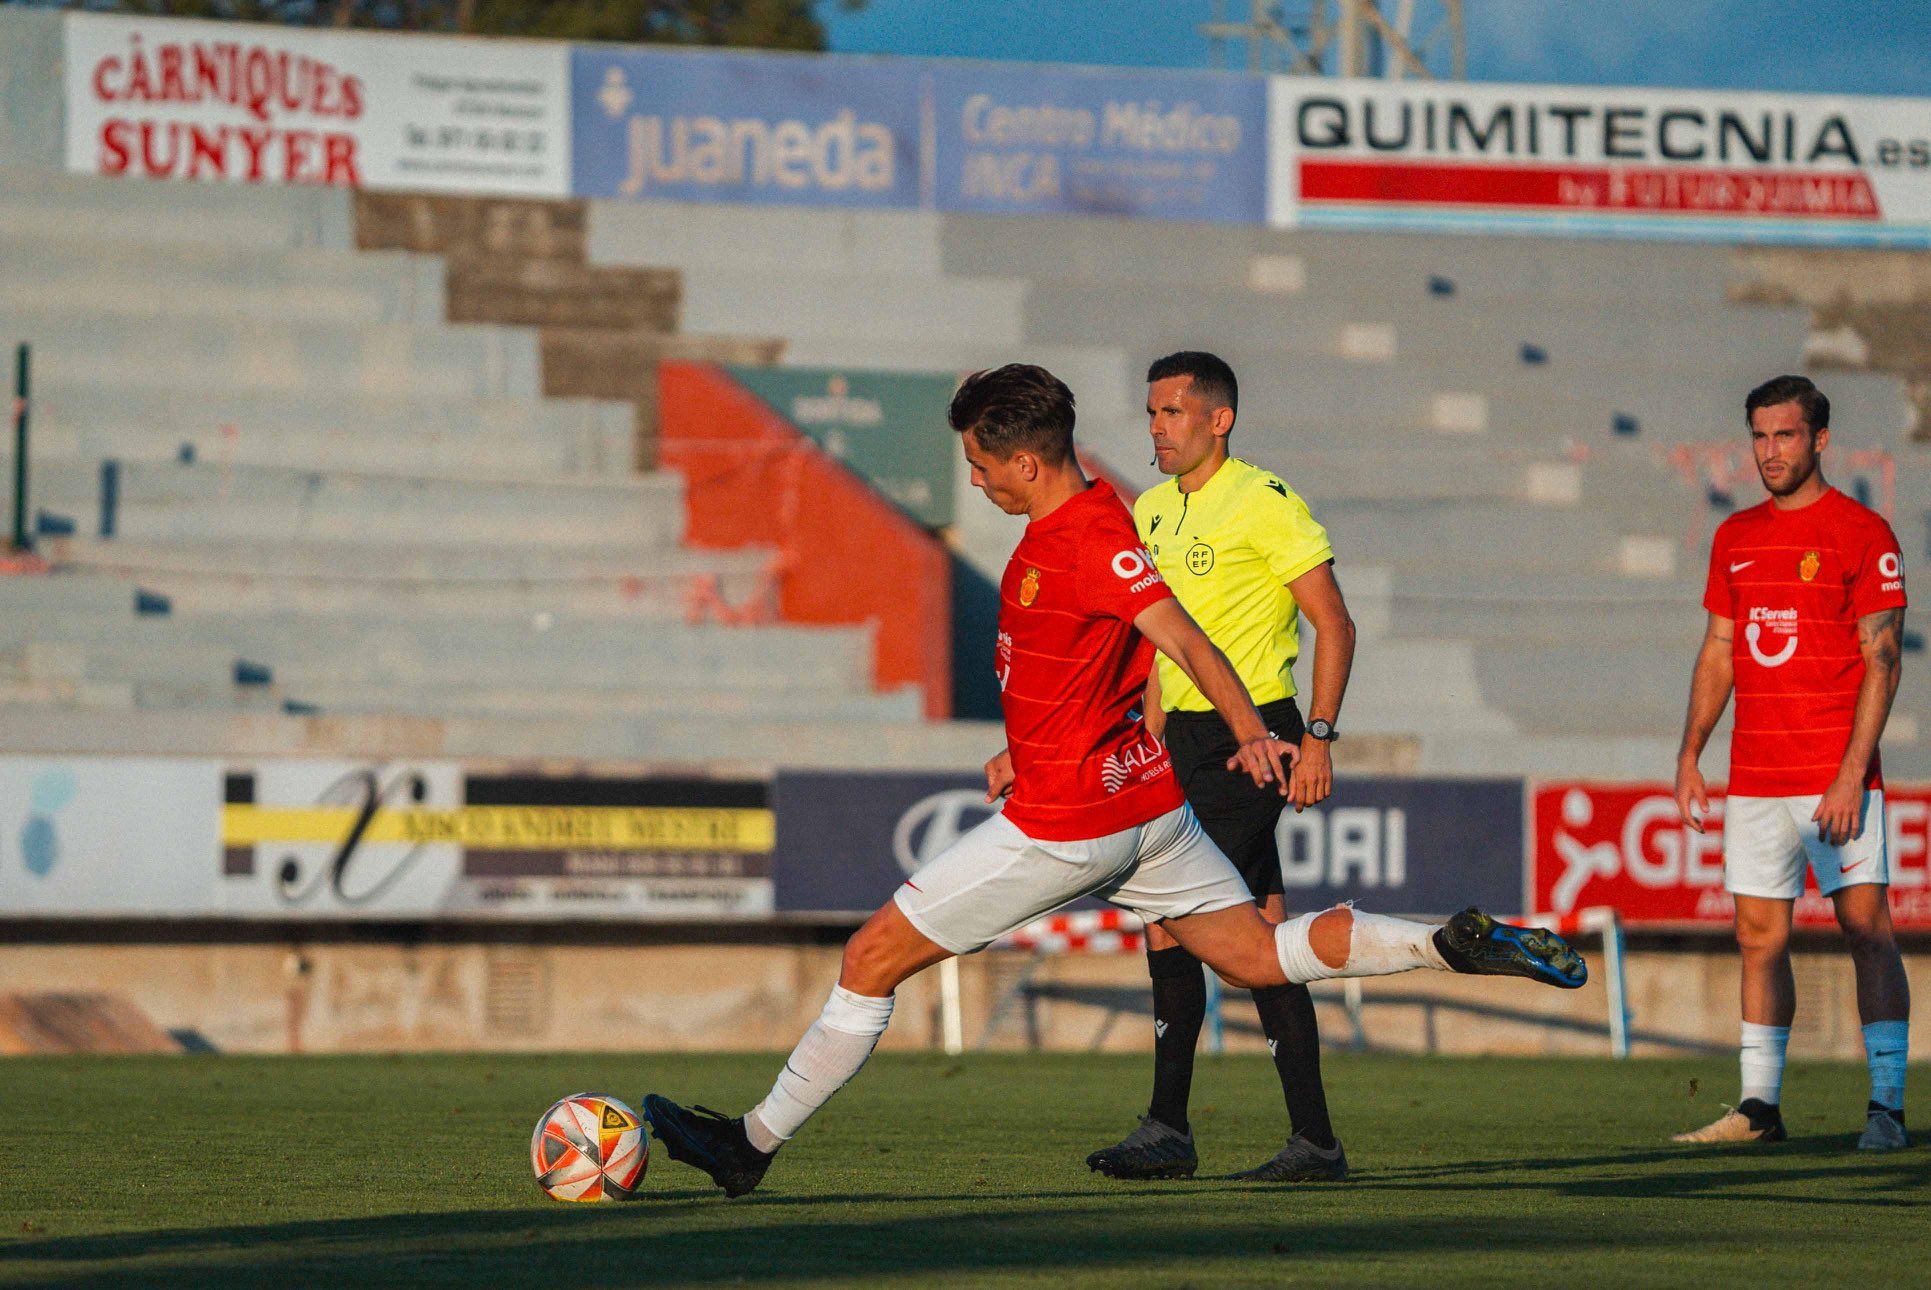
top-left (893, 804), bottom-right (1253, 955)
top-left (1724, 790), bottom-right (1888, 900)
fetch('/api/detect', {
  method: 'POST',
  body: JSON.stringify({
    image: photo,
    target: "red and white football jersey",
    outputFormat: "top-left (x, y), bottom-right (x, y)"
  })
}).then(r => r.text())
top-left (1703, 487), bottom-right (1907, 796)
top-left (997, 480), bottom-right (1185, 841)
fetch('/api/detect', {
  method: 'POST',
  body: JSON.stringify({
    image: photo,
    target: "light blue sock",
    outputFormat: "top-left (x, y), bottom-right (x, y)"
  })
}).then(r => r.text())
top-left (1863, 1020), bottom-right (1908, 1111)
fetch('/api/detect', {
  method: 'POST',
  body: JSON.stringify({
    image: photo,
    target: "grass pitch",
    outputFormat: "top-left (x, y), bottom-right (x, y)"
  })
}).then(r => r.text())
top-left (2, 1051), bottom-right (1926, 1287)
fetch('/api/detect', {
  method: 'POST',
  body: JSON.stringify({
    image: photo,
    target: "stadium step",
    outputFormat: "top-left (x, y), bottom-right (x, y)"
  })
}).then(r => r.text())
top-left (936, 211), bottom-right (1743, 303)
top-left (0, 700), bottom-right (1008, 766)
top-left (0, 167), bottom-right (352, 250)
top-left (28, 378), bottom-right (632, 451)
top-left (0, 235), bottom-right (444, 326)
top-left (44, 542), bottom-right (776, 619)
top-left (590, 198), bottom-right (946, 277)
top-left (11, 309), bottom-right (541, 400)
top-left (7, 613), bottom-right (875, 695)
top-left (677, 265), bottom-right (1031, 346)
top-left (17, 458), bottom-right (686, 548)
top-left (1022, 280), bottom-right (1810, 373)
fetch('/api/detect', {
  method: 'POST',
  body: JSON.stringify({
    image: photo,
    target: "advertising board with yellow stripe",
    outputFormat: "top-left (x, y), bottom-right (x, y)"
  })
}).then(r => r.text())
top-left (0, 757), bottom-right (773, 920)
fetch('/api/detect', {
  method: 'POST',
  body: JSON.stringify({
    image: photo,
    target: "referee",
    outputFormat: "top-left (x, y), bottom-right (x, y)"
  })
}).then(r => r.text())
top-left (1086, 350), bottom-right (1357, 1183)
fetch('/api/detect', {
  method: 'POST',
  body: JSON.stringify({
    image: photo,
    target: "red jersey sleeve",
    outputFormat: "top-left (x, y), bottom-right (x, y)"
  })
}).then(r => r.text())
top-left (1850, 515), bottom-right (1908, 617)
top-left (1702, 523), bottom-right (1733, 618)
top-left (1080, 513), bottom-right (1175, 623)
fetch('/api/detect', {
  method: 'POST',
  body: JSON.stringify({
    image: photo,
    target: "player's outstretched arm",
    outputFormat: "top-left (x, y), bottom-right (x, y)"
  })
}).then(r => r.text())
top-left (1815, 606), bottom-right (1906, 845)
top-left (1134, 598), bottom-right (1297, 792)
top-left (1675, 612), bottom-right (1735, 832)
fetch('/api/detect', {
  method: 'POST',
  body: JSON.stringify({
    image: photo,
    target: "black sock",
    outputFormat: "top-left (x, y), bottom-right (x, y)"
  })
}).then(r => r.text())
top-left (1252, 982), bottom-right (1337, 1150)
top-left (1146, 945), bottom-right (1206, 1135)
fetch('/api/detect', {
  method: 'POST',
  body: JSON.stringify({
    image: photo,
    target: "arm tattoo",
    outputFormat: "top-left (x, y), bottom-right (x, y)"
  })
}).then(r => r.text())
top-left (1858, 607), bottom-right (1905, 672)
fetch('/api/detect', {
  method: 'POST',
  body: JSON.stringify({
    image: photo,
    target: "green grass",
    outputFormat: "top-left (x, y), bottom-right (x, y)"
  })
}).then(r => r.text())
top-left (1, 1052), bottom-right (1926, 1287)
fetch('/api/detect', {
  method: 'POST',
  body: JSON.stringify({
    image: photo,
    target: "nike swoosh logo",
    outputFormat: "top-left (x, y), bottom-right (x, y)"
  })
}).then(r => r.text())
top-left (1840, 858), bottom-right (1870, 873)
top-left (1730, 561), bottom-right (1755, 573)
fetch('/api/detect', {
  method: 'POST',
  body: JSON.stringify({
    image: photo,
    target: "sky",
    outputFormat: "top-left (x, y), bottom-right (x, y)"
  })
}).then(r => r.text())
top-left (819, 1), bottom-right (1931, 98)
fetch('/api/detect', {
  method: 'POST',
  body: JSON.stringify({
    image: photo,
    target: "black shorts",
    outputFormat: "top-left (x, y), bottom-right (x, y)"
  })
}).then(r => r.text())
top-left (1161, 697), bottom-right (1305, 901)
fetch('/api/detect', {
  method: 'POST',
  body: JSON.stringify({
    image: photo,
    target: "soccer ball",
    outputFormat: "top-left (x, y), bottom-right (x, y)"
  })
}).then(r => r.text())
top-left (530, 1093), bottom-right (648, 1202)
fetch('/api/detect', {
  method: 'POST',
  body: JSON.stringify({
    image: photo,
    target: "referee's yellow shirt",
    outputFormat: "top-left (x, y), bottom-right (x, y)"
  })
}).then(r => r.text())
top-left (1132, 457), bottom-right (1334, 713)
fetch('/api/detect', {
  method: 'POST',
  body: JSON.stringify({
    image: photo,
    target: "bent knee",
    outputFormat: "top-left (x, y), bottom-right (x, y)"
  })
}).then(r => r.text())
top-left (1309, 905), bottom-right (1353, 969)
top-left (839, 925), bottom-right (895, 988)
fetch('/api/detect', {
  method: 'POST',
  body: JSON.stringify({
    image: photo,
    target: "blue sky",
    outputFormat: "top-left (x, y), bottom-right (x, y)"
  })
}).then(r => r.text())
top-left (820, 1), bottom-right (1931, 97)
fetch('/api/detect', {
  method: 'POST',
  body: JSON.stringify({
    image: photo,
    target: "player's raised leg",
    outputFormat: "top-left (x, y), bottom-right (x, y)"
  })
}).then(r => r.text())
top-left (1162, 899), bottom-right (1587, 992)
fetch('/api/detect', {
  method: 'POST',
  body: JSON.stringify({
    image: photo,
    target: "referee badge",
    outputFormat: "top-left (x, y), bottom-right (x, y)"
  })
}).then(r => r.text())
top-left (1800, 551), bottom-right (1820, 582)
top-left (1019, 567), bottom-right (1041, 606)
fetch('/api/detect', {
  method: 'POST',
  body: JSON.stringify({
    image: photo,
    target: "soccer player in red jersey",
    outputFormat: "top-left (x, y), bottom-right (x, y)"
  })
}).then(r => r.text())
top-left (643, 365), bottom-right (1585, 1196)
top-left (1673, 376), bottom-right (1910, 1151)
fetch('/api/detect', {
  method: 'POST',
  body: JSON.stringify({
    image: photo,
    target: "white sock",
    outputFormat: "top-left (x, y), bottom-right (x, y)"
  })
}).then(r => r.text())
top-left (744, 985), bottom-right (894, 1152)
top-left (1863, 1019), bottom-right (1908, 1111)
top-left (1274, 907), bottom-right (1450, 983)
top-left (1740, 1021), bottom-right (1790, 1107)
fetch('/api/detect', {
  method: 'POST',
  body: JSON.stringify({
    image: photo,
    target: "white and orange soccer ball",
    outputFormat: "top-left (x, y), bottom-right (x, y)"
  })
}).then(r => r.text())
top-left (530, 1093), bottom-right (648, 1202)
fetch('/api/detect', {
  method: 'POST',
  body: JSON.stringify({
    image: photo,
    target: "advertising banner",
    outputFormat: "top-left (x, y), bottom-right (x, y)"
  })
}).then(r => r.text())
top-left (1531, 782), bottom-right (1931, 928)
top-left (728, 365), bottom-right (958, 527)
top-left (1269, 77), bottom-right (1931, 246)
top-left (1, 757), bottom-right (772, 920)
top-left (773, 771), bottom-right (1522, 918)
top-left (570, 45), bottom-right (922, 208)
top-left (931, 61), bottom-right (1266, 223)
top-left (0, 757), bottom-right (221, 917)
top-left (63, 13), bottom-right (570, 195)
top-left (220, 763), bottom-right (775, 920)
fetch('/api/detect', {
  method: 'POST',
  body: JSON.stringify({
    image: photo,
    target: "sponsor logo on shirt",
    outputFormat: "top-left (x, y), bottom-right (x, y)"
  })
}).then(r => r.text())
top-left (1111, 547), bottom-right (1163, 595)
top-left (1879, 550), bottom-right (1904, 594)
top-left (1800, 550), bottom-right (1820, 582)
top-left (1101, 730), bottom-right (1167, 794)
top-left (1019, 567), bottom-right (1041, 607)
top-left (1745, 605), bottom-right (1799, 668)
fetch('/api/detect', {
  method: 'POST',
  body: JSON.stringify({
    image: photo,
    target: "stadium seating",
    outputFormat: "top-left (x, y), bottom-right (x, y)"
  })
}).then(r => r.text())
top-left (0, 163), bottom-right (967, 765)
top-left (590, 199), bottom-right (1930, 777)
top-left (3, 35), bottom-right (1925, 779)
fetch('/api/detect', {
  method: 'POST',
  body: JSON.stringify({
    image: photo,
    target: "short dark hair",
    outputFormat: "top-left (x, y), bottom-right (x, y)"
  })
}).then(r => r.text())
top-left (1147, 351), bottom-right (1238, 424)
top-left (948, 364), bottom-right (1075, 464)
top-left (1745, 374), bottom-right (1830, 436)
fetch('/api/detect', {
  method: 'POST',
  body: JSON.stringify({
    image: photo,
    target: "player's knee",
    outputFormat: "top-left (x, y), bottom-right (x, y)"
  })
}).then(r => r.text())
top-left (1734, 919), bottom-right (1789, 958)
top-left (838, 924), bottom-right (897, 993)
top-left (1842, 923), bottom-right (1897, 963)
top-left (1309, 905), bottom-right (1352, 969)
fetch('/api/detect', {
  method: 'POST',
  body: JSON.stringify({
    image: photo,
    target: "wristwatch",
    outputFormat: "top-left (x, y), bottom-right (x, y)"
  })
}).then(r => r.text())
top-left (1306, 719), bottom-right (1340, 742)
